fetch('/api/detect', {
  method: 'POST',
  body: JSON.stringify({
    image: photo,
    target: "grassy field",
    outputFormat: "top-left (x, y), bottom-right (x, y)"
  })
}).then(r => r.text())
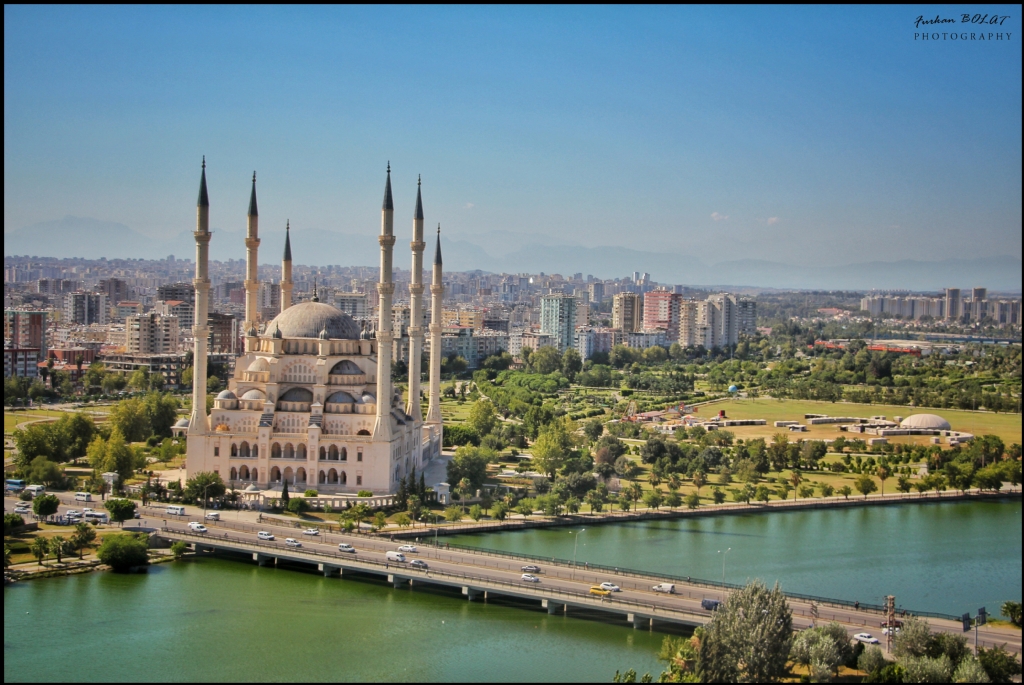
top-left (694, 398), bottom-right (1022, 446)
top-left (4, 409), bottom-right (72, 434)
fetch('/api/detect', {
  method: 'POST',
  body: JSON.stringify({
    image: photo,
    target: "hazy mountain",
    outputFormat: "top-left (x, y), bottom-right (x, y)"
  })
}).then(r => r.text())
top-left (6, 217), bottom-right (1021, 292)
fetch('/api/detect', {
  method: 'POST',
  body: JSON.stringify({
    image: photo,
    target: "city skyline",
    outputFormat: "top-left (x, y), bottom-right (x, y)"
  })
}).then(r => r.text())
top-left (4, 6), bottom-right (1021, 287)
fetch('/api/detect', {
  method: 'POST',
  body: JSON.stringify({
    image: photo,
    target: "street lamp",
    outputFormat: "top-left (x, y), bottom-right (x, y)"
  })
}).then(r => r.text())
top-left (717, 548), bottom-right (731, 584)
top-left (572, 529), bottom-right (586, 579)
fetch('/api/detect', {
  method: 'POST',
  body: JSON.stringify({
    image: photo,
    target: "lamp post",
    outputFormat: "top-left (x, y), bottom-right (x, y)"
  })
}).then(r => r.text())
top-left (717, 548), bottom-right (731, 584)
top-left (572, 529), bottom-right (586, 579)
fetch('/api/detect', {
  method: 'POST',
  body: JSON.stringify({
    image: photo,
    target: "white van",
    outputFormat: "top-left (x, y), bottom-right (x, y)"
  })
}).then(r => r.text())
top-left (166, 505), bottom-right (186, 516)
top-left (385, 551), bottom-right (407, 563)
top-left (84, 511), bottom-right (108, 523)
top-left (652, 583), bottom-right (676, 594)
top-left (25, 484), bottom-right (45, 496)
top-left (75, 492), bottom-right (93, 502)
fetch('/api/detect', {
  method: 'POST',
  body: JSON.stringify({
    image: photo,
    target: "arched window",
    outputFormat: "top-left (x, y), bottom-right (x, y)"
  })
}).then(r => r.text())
top-left (251, 468), bottom-right (258, 482)
top-left (231, 444), bottom-right (238, 457)
top-left (297, 467), bottom-right (307, 483)
top-left (271, 467), bottom-right (281, 482)
top-left (240, 465), bottom-right (250, 480)
top-left (271, 443), bottom-right (282, 459)
top-left (240, 442), bottom-right (250, 458)
top-left (284, 443), bottom-right (294, 459)
top-left (341, 447), bottom-right (348, 461)
top-left (328, 468), bottom-right (338, 484)
top-left (283, 467), bottom-right (293, 483)
top-left (341, 471), bottom-right (347, 485)
top-left (296, 444), bottom-right (307, 460)
top-left (252, 444), bottom-right (259, 459)
top-left (318, 470), bottom-right (326, 484)
top-left (357, 429), bottom-right (371, 436)
top-left (319, 446), bottom-right (326, 461)
top-left (329, 445), bottom-right (339, 461)
top-left (230, 467), bottom-right (238, 480)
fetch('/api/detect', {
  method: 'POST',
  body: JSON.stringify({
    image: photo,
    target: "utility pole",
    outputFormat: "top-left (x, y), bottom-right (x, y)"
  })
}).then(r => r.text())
top-left (884, 595), bottom-right (896, 653)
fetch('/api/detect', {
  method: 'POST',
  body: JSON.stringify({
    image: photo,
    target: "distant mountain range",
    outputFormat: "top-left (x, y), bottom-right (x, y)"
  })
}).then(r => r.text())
top-left (5, 215), bottom-right (1021, 292)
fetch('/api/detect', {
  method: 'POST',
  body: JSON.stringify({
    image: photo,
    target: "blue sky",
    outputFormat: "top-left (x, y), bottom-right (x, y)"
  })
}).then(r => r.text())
top-left (4, 5), bottom-right (1021, 268)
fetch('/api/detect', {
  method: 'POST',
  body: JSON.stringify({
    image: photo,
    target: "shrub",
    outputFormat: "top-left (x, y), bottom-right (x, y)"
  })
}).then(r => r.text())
top-left (304, 489), bottom-right (319, 497)
top-left (170, 541), bottom-right (187, 559)
top-left (444, 506), bottom-right (463, 522)
top-left (286, 498), bottom-right (309, 514)
top-left (97, 533), bottom-right (149, 571)
top-left (357, 490), bottom-right (373, 498)
top-left (4, 513), bottom-right (25, 535)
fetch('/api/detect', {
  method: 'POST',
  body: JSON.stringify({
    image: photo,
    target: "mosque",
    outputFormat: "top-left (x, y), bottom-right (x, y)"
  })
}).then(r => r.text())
top-left (181, 160), bottom-right (445, 494)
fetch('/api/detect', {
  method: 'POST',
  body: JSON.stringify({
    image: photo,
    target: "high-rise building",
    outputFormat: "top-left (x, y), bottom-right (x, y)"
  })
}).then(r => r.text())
top-left (612, 292), bottom-right (642, 333)
top-left (5, 310), bottom-right (47, 349)
top-left (539, 294), bottom-right (577, 351)
top-left (63, 292), bottom-right (108, 325)
top-left (157, 282), bottom-right (195, 305)
top-left (126, 312), bottom-right (180, 354)
top-left (97, 278), bottom-right (130, 304)
top-left (207, 312), bottom-right (237, 354)
top-left (155, 299), bottom-right (195, 330)
top-left (944, 288), bottom-right (961, 321)
top-left (643, 289), bottom-right (681, 340)
top-left (332, 292), bottom-right (368, 320)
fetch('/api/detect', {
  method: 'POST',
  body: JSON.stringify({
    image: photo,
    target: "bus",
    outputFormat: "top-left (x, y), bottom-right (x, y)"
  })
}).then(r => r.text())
top-left (5, 479), bottom-right (26, 493)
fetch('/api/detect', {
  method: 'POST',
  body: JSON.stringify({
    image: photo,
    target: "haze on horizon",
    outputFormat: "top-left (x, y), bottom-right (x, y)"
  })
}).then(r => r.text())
top-left (3, 6), bottom-right (1022, 282)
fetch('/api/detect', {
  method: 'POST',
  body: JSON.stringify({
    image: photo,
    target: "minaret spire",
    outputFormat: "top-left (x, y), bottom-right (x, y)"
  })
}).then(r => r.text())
top-left (280, 220), bottom-right (293, 312)
top-left (190, 157), bottom-right (212, 434)
top-left (426, 222), bottom-right (444, 433)
top-left (373, 164), bottom-right (396, 443)
top-left (407, 174), bottom-right (426, 427)
top-left (243, 170), bottom-right (261, 348)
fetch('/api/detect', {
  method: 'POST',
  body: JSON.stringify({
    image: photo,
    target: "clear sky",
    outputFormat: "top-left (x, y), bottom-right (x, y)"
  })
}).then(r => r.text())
top-left (4, 6), bottom-right (1022, 268)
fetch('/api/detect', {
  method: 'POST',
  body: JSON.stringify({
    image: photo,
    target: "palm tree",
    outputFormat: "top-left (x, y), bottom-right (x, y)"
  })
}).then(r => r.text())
top-left (647, 472), bottom-right (662, 489)
top-left (628, 481), bottom-right (644, 508)
top-left (789, 470), bottom-right (802, 500)
top-left (49, 536), bottom-right (68, 564)
top-left (459, 477), bottom-right (471, 514)
top-left (876, 465), bottom-right (891, 495)
top-left (667, 473), bottom-right (682, 491)
top-left (692, 471), bottom-right (706, 495)
top-left (72, 522), bottom-right (96, 559)
top-left (31, 536), bottom-right (49, 566)
top-left (347, 503), bottom-right (371, 533)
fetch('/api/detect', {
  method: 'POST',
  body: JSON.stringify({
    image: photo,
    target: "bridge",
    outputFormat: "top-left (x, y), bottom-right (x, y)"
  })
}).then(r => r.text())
top-left (152, 518), bottom-right (1022, 653)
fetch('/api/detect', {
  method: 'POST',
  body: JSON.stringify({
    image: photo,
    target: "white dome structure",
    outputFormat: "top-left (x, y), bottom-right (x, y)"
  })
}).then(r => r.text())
top-left (265, 301), bottom-right (360, 340)
top-left (900, 414), bottom-right (951, 431)
top-left (247, 357), bottom-right (270, 373)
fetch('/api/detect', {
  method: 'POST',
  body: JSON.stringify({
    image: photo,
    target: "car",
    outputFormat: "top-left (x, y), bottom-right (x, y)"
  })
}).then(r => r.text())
top-left (82, 508), bottom-right (95, 515)
top-left (600, 582), bottom-right (621, 592)
top-left (652, 583), bottom-right (676, 594)
top-left (302, 528), bottom-right (320, 536)
top-left (257, 531), bottom-right (275, 541)
top-left (701, 599), bottom-right (723, 611)
top-left (409, 559), bottom-right (429, 569)
top-left (188, 522), bottom-right (208, 533)
top-left (337, 543), bottom-right (356, 553)
top-left (854, 633), bottom-right (880, 644)
top-left (285, 538), bottom-right (302, 547)
top-left (205, 512), bottom-right (220, 521)
top-left (590, 586), bottom-right (612, 597)
top-left (65, 509), bottom-right (81, 517)
top-left (134, 511), bottom-right (141, 518)
top-left (14, 506), bottom-right (31, 514)
top-left (398, 544), bottom-right (417, 553)
top-left (521, 574), bottom-right (540, 583)
top-left (521, 565), bottom-right (541, 573)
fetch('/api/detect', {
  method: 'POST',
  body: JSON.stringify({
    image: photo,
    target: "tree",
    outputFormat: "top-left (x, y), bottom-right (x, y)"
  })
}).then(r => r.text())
top-left (858, 646), bottom-right (888, 676)
top-left (896, 475), bottom-right (912, 494)
top-left (583, 419), bottom-right (604, 444)
top-left (697, 580), bottom-right (793, 683)
top-left (72, 522), bottom-right (96, 559)
top-left (446, 446), bottom-right (490, 492)
top-left (31, 535), bottom-right (50, 565)
top-left (143, 392), bottom-right (180, 438)
top-left (281, 479), bottom-right (290, 504)
top-left (96, 533), bottom-right (149, 571)
top-left (468, 399), bottom-right (497, 437)
top-left (32, 493), bottom-right (60, 519)
top-left (854, 474), bottom-right (878, 499)
top-left (692, 470), bottom-right (706, 494)
top-left (346, 503), bottom-right (371, 531)
top-left (468, 504), bottom-right (484, 521)
top-left (684, 492), bottom-right (700, 509)
top-left (109, 397), bottom-right (150, 443)
top-left (492, 502), bottom-right (509, 521)
top-left (791, 623), bottom-right (852, 680)
top-left (1001, 601), bottom-right (1022, 627)
top-left (561, 348), bottom-right (583, 382)
top-left (27, 457), bottom-right (64, 487)
top-left (712, 487), bottom-right (726, 505)
top-left (893, 617), bottom-right (932, 659)
top-left (104, 498), bottom-right (137, 526)
top-left (170, 541), bottom-right (188, 559)
top-left (394, 512), bottom-right (412, 528)
top-left (797, 485), bottom-right (814, 499)
top-left (819, 483), bottom-right (834, 498)
top-left (876, 465), bottom-right (891, 495)
top-left (530, 346), bottom-right (562, 374)
top-left (838, 485), bottom-right (852, 499)
top-left (444, 506), bottom-right (463, 522)
top-left (977, 644), bottom-right (1022, 683)
top-left (184, 471), bottom-right (226, 507)
top-left (372, 511), bottom-right (387, 531)
top-left (49, 535), bottom-right (70, 564)
top-left (953, 655), bottom-right (991, 683)
top-left (286, 498), bottom-right (309, 514)
top-left (532, 418), bottom-right (575, 481)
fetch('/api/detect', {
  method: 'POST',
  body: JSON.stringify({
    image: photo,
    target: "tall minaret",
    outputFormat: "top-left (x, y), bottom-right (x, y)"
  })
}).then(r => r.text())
top-left (243, 172), bottom-right (260, 338)
top-left (425, 224), bottom-right (444, 427)
top-left (406, 176), bottom-right (425, 422)
top-left (190, 157), bottom-right (212, 434)
top-left (280, 221), bottom-right (293, 312)
top-left (373, 164), bottom-right (396, 442)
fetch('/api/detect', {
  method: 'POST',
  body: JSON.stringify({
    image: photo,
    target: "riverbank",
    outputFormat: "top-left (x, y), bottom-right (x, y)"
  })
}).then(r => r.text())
top-left (5, 551), bottom-right (175, 583)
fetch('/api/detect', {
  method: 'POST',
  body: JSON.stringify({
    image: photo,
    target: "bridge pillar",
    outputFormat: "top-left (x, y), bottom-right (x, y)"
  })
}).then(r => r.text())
top-left (253, 553), bottom-right (274, 567)
top-left (542, 600), bottom-right (564, 615)
top-left (388, 574), bottom-right (408, 588)
top-left (462, 586), bottom-right (483, 601)
top-left (318, 564), bottom-right (339, 577)
top-left (627, 613), bottom-right (652, 630)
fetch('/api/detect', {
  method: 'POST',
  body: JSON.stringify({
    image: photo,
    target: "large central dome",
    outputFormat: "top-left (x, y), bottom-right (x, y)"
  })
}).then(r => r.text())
top-left (266, 301), bottom-right (361, 340)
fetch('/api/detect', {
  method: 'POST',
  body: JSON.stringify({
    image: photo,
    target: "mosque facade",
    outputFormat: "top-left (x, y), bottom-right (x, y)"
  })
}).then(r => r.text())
top-left (182, 161), bottom-right (444, 494)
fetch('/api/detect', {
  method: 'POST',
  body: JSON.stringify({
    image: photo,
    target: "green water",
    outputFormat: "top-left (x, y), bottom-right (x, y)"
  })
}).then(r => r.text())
top-left (448, 499), bottom-right (1023, 616)
top-left (3, 557), bottom-right (663, 683)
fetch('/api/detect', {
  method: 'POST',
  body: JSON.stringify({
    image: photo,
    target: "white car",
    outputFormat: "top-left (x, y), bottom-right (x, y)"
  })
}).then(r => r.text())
top-left (65, 509), bottom-right (81, 517)
top-left (188, 522), bottom-right (208, 533)
top-left (14, 506), bottom-right (31, 514)
top-left (82, 508), bottom-right (95, 515)
top-left (521, 574), bottom-right (540, 583)
top-left (600, 582), bottom-right (621, 592)
top-left (302, 528), bottom-right (320, 536)
top-left (204, 512), bottom-right (220, 521)
top-left (398, 544), bottom-right (417, 553)
top-left (257, 531), bottom-right (275, 541)
top-left (338, 543), bottom-right (356, 553)
top-left (854, 633), bottom-right (880, 644)
top-left (285, 538), bottom-right (302, 547)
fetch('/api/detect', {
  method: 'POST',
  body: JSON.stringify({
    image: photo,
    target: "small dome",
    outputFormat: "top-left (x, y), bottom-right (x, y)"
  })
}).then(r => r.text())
top-left (216, 389), bottom-right (237, 400)
top-left (245, 484), bottom-right (261, 492)
top-left (358, 392), bottom-right (376, 404)
top-left (174, 417), bottom-right (190, 427)
top-left (329, 359), bottom-right (362, 375)
top-left (241, 388), bottom-right (266, 401)
top-left (900, 414), bottom-right (951, 430)
top-left (265, 301), bottom-right (361, 340)
top-left (247, 357), bottom-right (270, 373)
top-left (280, 387), bottom-right (313, 403)
top-left (327, 391), bottom-right (356, 404)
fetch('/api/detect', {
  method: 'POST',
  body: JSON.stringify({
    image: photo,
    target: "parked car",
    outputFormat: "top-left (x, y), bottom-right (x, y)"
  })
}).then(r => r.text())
top-left (65, 509), bottom-right (81, 517)
top-left (257, 531), bottom-right (275, 541)
top-left (398, 544), bottom-right (417, 553)
top-left (854, 633), bottom-right (880, 644)
top-left (285, 538), bottom-right (302, 548)
top-left (302, 528), bottom-right (320, 536)
top-left (701, 599), bottom-right (723, 611)
top-left (589, 586), bottom-right (612, 597)
top-left (338, 543), bottom-right (356, 553)
top-left (521, 574), bottom-right (540, 583)
top-left (652, 583), bottom-right (676, 594)
top-left (14, 506), bottom-right (31, 515)
top-left (409, 559), bottom-right (429, 569)
top-left (188, 522), bottom-right (208, 533)
top-left (600, 582), bottom-right (621, 592)
top-left (521, 565), bottom-right (541, 573)
top-left (205, 512), bottom-right (220, 521)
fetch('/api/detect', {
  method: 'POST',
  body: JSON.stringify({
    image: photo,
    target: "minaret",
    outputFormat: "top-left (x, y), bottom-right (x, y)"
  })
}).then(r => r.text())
top-left (426, 224), bottom-right (444, 427)
top-left (243, 172), bottom-right (260, 343)
top-left (190, 157), bottom-right (212, 434)
top-left (280, 221), bottom-right (293, 312)
top-left (373, 164), bottom-right (396, 442)
top-left (406, 176), bottom-right (425, 422)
